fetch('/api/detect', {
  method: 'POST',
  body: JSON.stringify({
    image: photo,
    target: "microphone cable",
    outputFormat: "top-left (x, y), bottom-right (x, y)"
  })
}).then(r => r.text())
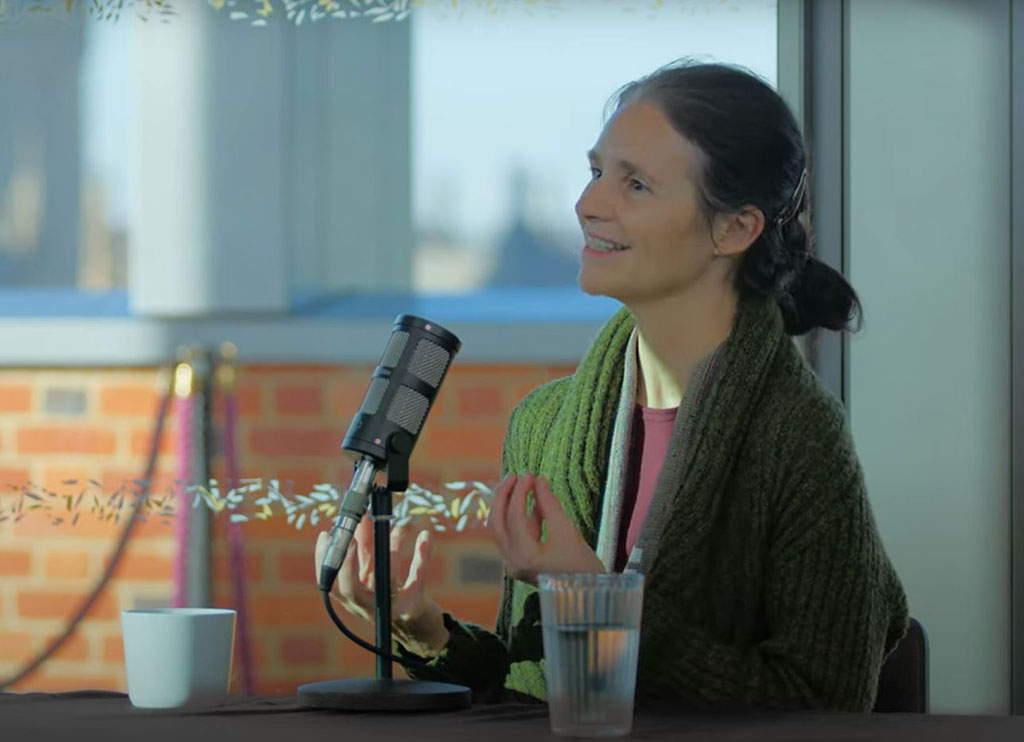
top-left (319, 588), bottom-right (468, 688)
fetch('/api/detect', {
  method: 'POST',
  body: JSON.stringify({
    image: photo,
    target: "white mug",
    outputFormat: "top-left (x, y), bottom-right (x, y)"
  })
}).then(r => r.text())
top-left (120, 608), bottom-right (236, 709)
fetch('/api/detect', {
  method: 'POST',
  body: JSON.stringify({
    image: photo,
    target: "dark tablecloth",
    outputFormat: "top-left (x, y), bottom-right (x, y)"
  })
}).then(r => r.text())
top-left (4, 691), bottom-right (1024, 741)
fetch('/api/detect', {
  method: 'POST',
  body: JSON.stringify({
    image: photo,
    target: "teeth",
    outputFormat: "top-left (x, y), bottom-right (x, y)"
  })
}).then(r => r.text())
top-left (588, 237), bottom-right (630, 252)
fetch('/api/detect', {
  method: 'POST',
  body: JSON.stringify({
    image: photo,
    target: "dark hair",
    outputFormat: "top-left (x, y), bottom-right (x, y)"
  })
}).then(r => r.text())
top-left (609, 59), bottom-right (861, 336)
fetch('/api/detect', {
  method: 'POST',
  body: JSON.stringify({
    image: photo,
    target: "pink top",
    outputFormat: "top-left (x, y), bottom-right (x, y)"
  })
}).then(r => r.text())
top-left (615, 404), bottom-right (678, 572)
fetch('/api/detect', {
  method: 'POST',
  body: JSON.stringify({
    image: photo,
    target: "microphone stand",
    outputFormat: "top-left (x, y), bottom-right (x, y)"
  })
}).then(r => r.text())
top-left (372, 483), bottom-right (395, 683)
top-left (297, 436), bottom-right (472, 711)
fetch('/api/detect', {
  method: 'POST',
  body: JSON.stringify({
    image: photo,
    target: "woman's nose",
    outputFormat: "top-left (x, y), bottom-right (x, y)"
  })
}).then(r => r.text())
top-left (574, 180), bottom-right (611, 223)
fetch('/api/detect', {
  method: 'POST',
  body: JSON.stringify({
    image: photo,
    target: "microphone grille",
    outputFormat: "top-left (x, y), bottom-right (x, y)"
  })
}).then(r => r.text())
top-left (386, 385), bottom-right (430, 435)
top-left (360, 377), bottom-right (389, 415)
top-left (381, 331), bottom-right (410, 369)
top-left (408, 339), bottom-right (451, 388)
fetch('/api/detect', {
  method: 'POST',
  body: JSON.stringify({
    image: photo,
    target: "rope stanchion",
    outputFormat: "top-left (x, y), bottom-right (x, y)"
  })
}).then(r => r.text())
top-left (170, 354), bottom-right (196, 609)
top-left (218, 342), bottom-right (255, 696)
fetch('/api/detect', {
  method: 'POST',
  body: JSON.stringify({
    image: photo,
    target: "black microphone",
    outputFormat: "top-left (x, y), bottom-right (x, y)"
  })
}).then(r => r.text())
top-left (318, 315), bottom-right (461, 593)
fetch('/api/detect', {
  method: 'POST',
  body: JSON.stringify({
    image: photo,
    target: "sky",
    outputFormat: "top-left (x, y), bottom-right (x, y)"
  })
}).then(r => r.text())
top-left (411, 0), bottom-right (777, 245)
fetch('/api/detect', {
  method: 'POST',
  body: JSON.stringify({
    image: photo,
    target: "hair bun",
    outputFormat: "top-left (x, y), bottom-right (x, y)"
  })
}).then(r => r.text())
top-left (778, 257), bottom-right (861, 335)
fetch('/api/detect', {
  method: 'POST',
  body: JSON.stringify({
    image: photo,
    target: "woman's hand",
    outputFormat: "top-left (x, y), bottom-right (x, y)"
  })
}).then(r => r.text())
top-left (314, 514), bottom-right (450, 656)
top-left (489, 472), bottom-right (605, 586)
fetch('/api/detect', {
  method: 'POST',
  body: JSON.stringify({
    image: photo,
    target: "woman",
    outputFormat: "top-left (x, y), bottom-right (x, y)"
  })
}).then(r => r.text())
top-left (315, 59), bottom-right (908, 712)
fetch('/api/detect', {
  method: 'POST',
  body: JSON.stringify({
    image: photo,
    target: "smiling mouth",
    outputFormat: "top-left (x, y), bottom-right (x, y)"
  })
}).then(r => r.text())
top-left (585, 236), bottom-right (631, 252)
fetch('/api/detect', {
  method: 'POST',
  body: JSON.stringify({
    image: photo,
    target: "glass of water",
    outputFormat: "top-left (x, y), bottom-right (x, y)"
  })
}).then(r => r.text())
top-left (538, 572), bottom-right (645, 737)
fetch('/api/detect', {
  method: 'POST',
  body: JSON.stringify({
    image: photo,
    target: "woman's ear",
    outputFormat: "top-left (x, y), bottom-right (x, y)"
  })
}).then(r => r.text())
top-left (712, 205), bottom-right (764, 257)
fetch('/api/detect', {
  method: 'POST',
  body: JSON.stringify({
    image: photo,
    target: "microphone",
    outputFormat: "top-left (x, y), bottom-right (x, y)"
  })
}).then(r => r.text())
top-left (318, 315), bottom-right (461, 593)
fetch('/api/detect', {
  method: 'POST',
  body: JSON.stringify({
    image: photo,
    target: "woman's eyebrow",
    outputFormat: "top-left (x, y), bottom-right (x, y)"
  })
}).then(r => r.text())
top-left (586, 149), bottom-right (661, 187)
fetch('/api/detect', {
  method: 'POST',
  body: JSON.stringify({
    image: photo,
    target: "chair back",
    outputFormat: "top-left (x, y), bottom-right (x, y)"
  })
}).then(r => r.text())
top-left (873, 617), bottom-right (928, 713)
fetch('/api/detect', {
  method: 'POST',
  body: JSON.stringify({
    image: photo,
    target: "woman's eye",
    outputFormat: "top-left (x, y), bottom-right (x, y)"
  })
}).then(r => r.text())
top-left (589, 166), bottom-right (602, 179)
top-left (629, 179), bottom-right (648, 192)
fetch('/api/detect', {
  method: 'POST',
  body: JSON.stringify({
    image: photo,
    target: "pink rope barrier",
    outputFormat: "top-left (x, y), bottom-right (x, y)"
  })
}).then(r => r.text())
top-left (224, 390), bottom-right (254, 695)
top-left (170, 388), bottom-right (195, 609)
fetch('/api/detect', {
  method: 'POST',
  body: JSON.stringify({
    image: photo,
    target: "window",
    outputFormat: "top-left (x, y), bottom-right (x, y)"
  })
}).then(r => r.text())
top-left (0, 10), bottom-right (130, 291)
top-left (0, 0), bottom-right (778, 325)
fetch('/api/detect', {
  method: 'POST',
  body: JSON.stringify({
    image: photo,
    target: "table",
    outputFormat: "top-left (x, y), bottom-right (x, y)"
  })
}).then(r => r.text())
top-left (4, 691), bottom-right (1024, 741)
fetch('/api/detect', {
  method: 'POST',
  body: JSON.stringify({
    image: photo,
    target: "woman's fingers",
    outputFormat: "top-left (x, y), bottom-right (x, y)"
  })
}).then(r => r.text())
top-left (314, 531), bottom-right (329, 588)
top-left (402, 529), bottom-right (432, 592)
top-left (390, 522), bottom-right (414, 583)
top-left (532, 476), bottom-right (566, 529)
top-left (355, 514), bottom-right (374, 584)
top-left (337, 538), bottom-right (371, 610)
top-left (507, 473), bottom-right (540, 548)
top-left (489, 473), bottom-right (517, 555)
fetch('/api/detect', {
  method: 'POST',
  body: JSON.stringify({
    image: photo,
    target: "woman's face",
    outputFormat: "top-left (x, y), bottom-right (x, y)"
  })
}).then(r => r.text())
top-left (574, 100), bottom-right (722, 304)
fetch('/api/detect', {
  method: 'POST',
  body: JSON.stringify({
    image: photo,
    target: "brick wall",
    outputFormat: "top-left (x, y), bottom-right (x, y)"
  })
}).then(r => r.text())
top-left (0, 362), bottom-right (574, 696)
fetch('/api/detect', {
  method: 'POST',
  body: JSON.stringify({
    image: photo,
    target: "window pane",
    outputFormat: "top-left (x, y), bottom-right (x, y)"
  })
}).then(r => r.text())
top-left (411, 0), bottom-right (777, 293)
top-left (0, 11), bottom-right (131, 290)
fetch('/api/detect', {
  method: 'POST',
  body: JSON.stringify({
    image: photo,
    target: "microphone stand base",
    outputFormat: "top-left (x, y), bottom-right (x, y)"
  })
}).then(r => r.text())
top-left (296, 677), bottom-right (472, 712)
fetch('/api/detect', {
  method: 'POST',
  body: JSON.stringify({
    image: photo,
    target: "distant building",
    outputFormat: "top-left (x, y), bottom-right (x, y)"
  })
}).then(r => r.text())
top-left (0, 16), bottom-right (84, 287)
top-left (488, 168), bottom-right (579, 287)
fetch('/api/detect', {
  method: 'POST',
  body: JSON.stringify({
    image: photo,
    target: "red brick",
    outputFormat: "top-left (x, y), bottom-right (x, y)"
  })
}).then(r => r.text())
top-left (129, 428), bottom-right (175, 458)
top-left (249, 595), bottom-right (329, 626)
top-left (234, 383), bottom-right (263, 417)
top-left (0, 468), bottom-right (30, 489)
top-left (13, 509), bottom-right (121, 539)
top-left (18, 590), bottom-right (119, 621)
top-left (430, 386), bottom-right (455, 422)
top-left (511, 381), bottom-right (545, 407)
top-left (0, 549), bottom-right (31, 576)
top-left (329, 377), bottom-right (375, 419)
top-left (280, 636), bottom-right (327, 664)
top-left (211, 552), bottom-right (264, 583)
top-left (421, 424), bottom-right (506, 461)
top-left (49, 633), bottom-right (89, 662)
top-left (102, 635), bottom-right (124, 664)
top-left (107, 553), bottom-right (173, 581)
top-left (275, 385), bottom-right (324, 416)
top-left (0, 631), bottom-right (34, 661)
top-left (546, 365), bottom-right (577, 378)
top-left (277, 552), bottom-right (316, 585)
top-left (0, 385), bottom-right (32, 412)
top-left (216, 382), bottom-right (263, 418)
top-left (457, 386), bottom-right (503, 418)
top-left (44, 467), bottom-right (100, 494)
top-left (337, 629), bottom-right (382, 673)
top-left (248, 428), bottom-right (341, 457)
top-left (17, 427), bottom-right (116, 455)
top-left (45, 551), bottom-right (91, 580)
top-left (99, 386), bottom-right (160, 416)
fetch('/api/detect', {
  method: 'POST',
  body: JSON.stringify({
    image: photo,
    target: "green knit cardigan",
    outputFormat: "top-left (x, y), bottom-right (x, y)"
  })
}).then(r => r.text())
top-left (401, 294), bottom-right (909, 712)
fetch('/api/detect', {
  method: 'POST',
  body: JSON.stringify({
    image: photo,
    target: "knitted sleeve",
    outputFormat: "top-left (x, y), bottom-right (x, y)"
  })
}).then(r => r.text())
top-left (639, 394), bottom-right (909, 712)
